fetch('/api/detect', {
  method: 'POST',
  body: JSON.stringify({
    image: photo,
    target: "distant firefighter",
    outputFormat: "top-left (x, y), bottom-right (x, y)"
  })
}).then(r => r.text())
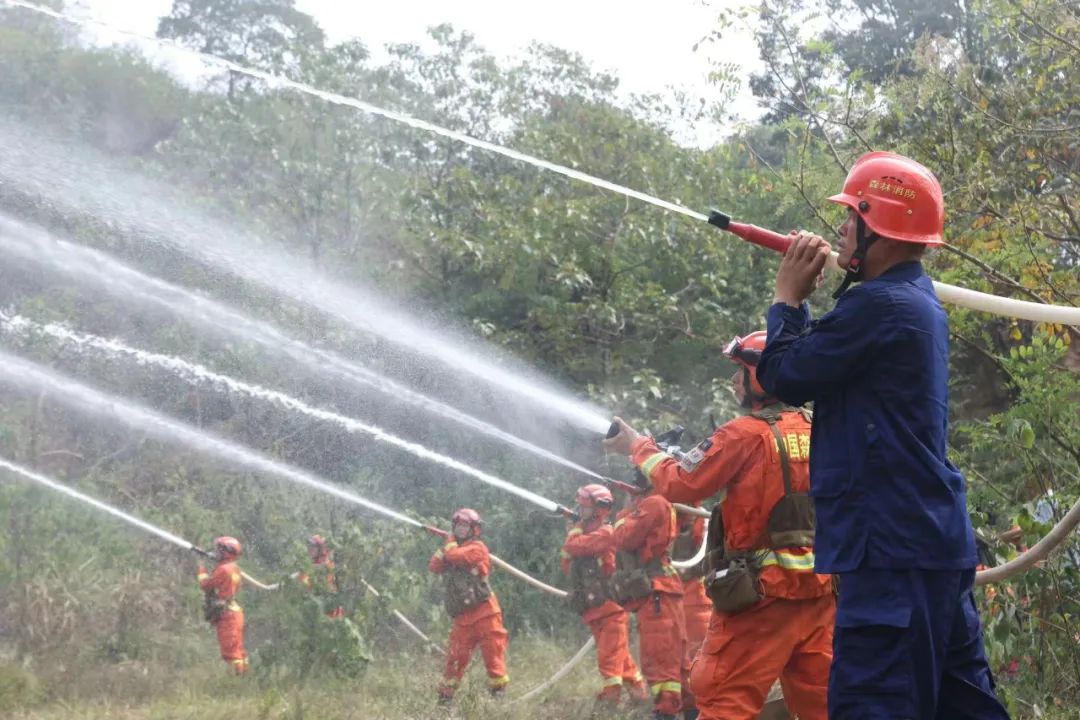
top-left (428, 508), bottom-right (509, 703)
top-left (298, 534), bottom-right (345, 618)
top-left (197, 536), bottom-right (249, 675)
top-left (561, 484), bottom-right (648, 707)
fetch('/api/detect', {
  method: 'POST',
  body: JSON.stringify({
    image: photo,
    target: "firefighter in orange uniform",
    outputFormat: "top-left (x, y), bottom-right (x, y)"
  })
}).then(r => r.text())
top-left (428, 508), bottom-right (509, 702)
top-left (609, 474), bottom-right (687, 719)
top-left (197, 536), bottom-right (249, 675)
top-left (561, 484), bottom-right (648, 707)
top-left (606, 330), bottom-right (834, 720)
top-left (298, 534), bottom-right (345, 618)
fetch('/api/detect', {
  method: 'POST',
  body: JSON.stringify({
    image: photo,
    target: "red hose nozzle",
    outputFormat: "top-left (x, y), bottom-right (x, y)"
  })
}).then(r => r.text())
top-left (708, 210), bottom-right (793, 255)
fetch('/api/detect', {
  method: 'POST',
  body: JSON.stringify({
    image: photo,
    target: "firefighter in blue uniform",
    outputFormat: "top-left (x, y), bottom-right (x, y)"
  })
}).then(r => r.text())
top-left (756, 151), bottom-right (1010, 719)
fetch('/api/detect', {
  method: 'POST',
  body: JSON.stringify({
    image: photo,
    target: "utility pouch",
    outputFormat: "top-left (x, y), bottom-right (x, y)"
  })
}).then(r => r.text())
top-left (610, 551), bottom-right (659, 606)
top-left (767, 494), bottom-right (816, 548)
top-left (705, 557), bottom-right (763, 614)
top-left (203, 593), bottom-right (226, 624)
top-left (444, 567), bottom-right (492, 618)
top-left (567, 557), bottom-right (611, 614)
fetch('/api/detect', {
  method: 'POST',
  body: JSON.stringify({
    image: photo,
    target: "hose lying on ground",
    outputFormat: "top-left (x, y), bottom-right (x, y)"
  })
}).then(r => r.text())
top-left (359, 577), bottom-right (445, 654)
top-left (509, 637), bottom-right (596, 704)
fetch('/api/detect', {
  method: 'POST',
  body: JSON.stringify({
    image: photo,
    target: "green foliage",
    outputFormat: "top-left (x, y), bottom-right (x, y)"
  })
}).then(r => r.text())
top-left (254, 581), bottom-right (370, 681)
top-left (0, 0), bottom-right (1077, 715)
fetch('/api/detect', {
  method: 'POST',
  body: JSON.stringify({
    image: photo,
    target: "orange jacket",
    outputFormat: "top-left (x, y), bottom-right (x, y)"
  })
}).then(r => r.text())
top-left (612, 493), bottom-right (683, 596)
top-left (429, 538), bottom-right (502, 623)
top-left (198, 561), bottom-right (242, 603)
top-left (561, 520), bottom-right (624, 623)
top-left (631, 410), bottom-right (831, 600)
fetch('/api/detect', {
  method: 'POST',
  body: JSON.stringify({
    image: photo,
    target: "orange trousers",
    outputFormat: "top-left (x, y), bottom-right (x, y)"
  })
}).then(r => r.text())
top-left (682, 578), bottom-right (712, 713)
top-left (689, 594), bottom-right (835, 720)
top-left (439, 611), bottom-right (509, 698)
top-left (214, 609), bottom-right (249, 674)
top-left (684, 578), bottom-right (712, 661)
top-left (635, 592), bottom-right (687, 715)
top-left (587, 610), bottom-right (645, 702)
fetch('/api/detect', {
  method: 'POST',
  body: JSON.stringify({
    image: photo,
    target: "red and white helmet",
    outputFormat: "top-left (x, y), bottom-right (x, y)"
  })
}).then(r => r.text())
top-left (576, 484), bottom-right (614, 516)
top-left (308, 534), bottom-right (327, 548)
top-left (723, 330), bottom-right (769, 401)
top-left (214, 536), bottom-right (242, 560)
top-left (451, 508), bottom-right (483, 537)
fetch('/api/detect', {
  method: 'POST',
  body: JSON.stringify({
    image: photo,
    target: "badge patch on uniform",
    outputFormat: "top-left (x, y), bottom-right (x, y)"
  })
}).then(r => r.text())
top-left (678, 439), bottom-right (713, 472)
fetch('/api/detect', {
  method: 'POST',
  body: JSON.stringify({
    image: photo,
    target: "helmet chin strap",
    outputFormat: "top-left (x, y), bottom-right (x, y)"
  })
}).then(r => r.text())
top-left (832, 212), bottom-right (878, 299)
top-left (742, 369), bottom-right (771, 409)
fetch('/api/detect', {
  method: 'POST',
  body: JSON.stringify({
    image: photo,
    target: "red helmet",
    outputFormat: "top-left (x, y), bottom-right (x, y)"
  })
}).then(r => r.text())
top-left (307, 534), bottom-right (326, 548)
top-left (827, 151), bottom-right (944, 245)
top-left (214, 536), bottom-right (242, 559)
top-left (451, 508), bottom-right (483, 537)
top-left (576, 484), bottom-right (614, 513)
top-left (723, 331), bottom-right (768, 399)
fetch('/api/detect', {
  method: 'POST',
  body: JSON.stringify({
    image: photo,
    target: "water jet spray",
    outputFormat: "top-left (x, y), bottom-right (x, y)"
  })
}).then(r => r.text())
top-left (4, 0), bottom-right (1077, 326)
top-left (0, 351), bottom-right (569, 593)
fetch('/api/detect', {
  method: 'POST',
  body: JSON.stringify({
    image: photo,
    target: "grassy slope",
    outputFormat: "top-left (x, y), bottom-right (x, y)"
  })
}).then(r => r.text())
top-left (5, 635), bottom-right (1079, 720)
top-left (4, 636), bottom-right (611, 720)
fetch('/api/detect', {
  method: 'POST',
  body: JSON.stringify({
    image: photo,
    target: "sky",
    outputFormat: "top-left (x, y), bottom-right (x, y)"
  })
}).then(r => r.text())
top-left (68, 0), bottom-right (763, 146)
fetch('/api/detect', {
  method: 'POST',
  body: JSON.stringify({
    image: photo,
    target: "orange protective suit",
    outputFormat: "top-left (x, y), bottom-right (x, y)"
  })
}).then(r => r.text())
top-left (429, 538), bottom-right (509, 699)
top-left (197, 561), bottom-right (249, 674)
top-left (299, 550), bottom-right (345, 619)
top-left (612, 493), bottom-right (687, 716)
top-left (632, 408), bottom-right (834, 720)
top-left (561, 521), bottom-right (646, 703)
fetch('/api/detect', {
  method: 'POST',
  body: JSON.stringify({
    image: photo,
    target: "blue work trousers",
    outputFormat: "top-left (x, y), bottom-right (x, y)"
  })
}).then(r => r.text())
top-left (829, 568), bottom-right (1010, 719)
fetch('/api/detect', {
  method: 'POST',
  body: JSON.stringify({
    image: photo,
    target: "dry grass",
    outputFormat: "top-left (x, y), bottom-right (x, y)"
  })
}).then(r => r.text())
top-left (3, 635), bottom-right (613, 720)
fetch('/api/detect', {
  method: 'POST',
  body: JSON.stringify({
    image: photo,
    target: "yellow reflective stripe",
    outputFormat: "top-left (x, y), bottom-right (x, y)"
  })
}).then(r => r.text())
top-left (650, 680), bottom-right (682, 695)
top-left (639, 452), bottom-right (666, 480)
top-left (613, 517), bottom-right (626, 529)
top-left (559, 550), bottom-right (570, 560)
top-left (196, 573), bottom-right (209, 581)
top-left (226, 601), bottom-right (242, 612)
top-left (602, 676), bottom-right (624, 687)
top-left (759, 550), bottom-right (816, 571)
top-left (632, 671), bottom-right (644, 683)
top-left (488, 675), bottom-right (510, 688)
top-left (567, 528), bottom-right (583, 537)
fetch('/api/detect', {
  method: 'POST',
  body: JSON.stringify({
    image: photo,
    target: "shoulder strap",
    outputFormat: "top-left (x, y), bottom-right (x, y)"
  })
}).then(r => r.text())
top-left (753, 409), bottom-right (794, 498)
top-left (703, 502), bottom-right (727, 572)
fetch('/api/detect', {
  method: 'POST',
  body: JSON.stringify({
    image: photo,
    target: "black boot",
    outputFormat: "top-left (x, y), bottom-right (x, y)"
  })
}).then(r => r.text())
top-left (683, 708), bottom-right (700, 720)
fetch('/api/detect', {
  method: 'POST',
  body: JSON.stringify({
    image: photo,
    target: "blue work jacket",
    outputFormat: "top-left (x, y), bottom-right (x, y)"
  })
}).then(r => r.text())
top-left (758, 261), bottom-right (977, 573)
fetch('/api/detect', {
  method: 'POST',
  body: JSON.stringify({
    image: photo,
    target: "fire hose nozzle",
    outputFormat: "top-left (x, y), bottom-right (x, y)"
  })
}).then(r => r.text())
top-left (605, 421), bottom-right (620, 439)
top-left (706, 209), bottom-right (793, 255)
top-left (707, 210), bottom-right (731, 229)
top-left (558, 505), bottom-right (582, 522)
top-left (190, 545), bottom-right (211, 557)
top-left (423, 525), bottom-right (450, 539)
